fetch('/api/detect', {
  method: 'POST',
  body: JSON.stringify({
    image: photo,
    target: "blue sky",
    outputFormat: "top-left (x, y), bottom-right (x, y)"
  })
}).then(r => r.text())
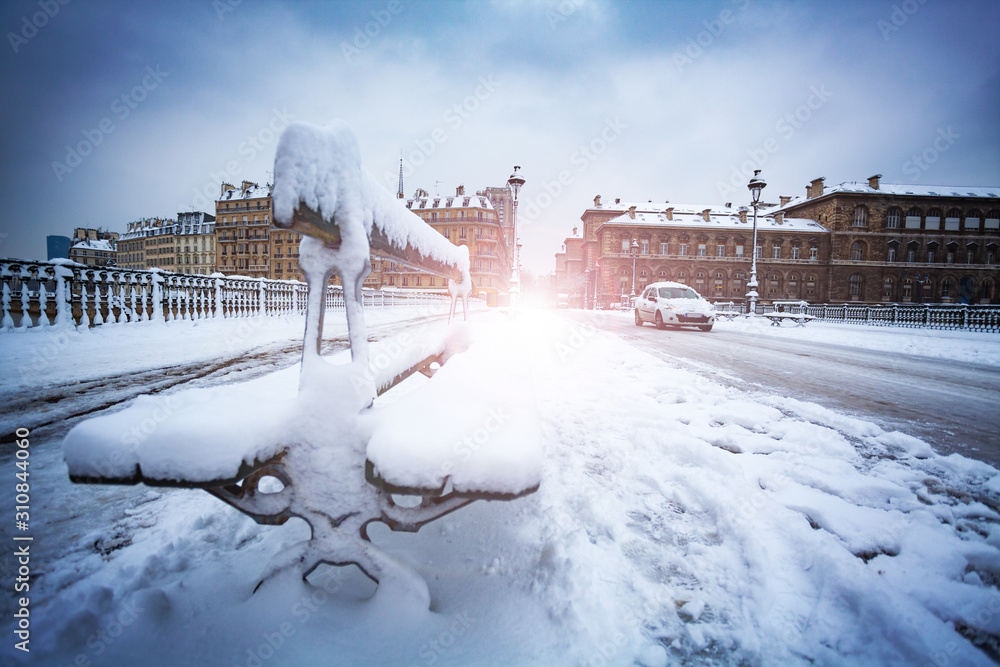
top-left (1, 0), bottom-right (998, 273)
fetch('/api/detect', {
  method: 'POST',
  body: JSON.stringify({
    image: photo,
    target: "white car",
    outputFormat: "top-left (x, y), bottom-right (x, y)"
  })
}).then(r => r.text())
top-left (634, 281), bottom-right (715, 332)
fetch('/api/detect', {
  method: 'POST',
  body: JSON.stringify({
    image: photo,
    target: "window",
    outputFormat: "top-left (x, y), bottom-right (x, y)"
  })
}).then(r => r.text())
top-left (698, 243), bottom-right (707, 257)
top-left (988, 247), bottom-right (997, 265)
top-left (967, 246), bottom-right (977, 264)
top-left (941, 279), bottom-right (952, 299)
top-left (926, 246), bottom-right (936, 263)
top-left (460, 227), bottom-right (467, 239)
top-left (882, 277), bottom-right (894, 300)
top-left (679, 243), bottom-right (688, 256)
top-left (945, 209), bottom-right (961, 231)
top-left (849, 274), bottom-right (863, 298)
top-left (772, 244), bottom-right (781, 259)
top-left (887, 207), bottom-right (902, 228)
top-left (986, 212), bottom-right (1000, 231)
top-left (852, 206), bottom-right (867, 227)
top-left (755, 245), bottom-right (762, 259)
top-left (905, 208), bottom-right (922, 229)
top-left (966, 210), bottom-right (982, 230)
top-left (641, 240), bottom-right (649, 255)
top-left (621, 239), bottom-right (630, 253)
top-left (717, 244), bottom-right (725, 257)
top-left (735, 244), bottom-right (744, 258)
top-left (946, 244), bottom-right (957, 263)
top-left (809, 246), bottom-right (818, 260)
top-left (851, 242), bottom-right (865, 261)
top-left (791, 247), bottom-right (800, 260)
top-left (805, 275), bottom-right (816, 296)
top-left (659, 242), bottom-right (669, 254)
top-left (926, 208), bottom-right (942, 231)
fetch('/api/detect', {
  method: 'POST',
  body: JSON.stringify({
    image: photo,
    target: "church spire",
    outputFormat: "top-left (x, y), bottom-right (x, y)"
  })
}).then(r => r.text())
top-left (397, 151), bottom-right (404, 199)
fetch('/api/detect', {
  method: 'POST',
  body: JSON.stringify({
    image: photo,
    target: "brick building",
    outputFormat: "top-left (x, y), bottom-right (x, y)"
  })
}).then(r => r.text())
top-left (776, 175), bottom-right (999, 303)
top-left (558, 196), bottom-right (831, 308)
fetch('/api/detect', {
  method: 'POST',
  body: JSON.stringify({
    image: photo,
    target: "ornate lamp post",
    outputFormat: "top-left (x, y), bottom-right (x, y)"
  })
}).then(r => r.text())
top-left (746, 169), bottom-right (767, 316)
top-left (630, 238), bottom-right (639, 297)
top-left (507, 166), bottom-right (525, 308)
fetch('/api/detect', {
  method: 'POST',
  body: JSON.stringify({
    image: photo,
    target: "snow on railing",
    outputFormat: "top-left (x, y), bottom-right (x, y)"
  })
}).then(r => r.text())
top-left (0, 258), bottom-right (455, 331)
top-left (710, 299), bottom-right (1000, 332)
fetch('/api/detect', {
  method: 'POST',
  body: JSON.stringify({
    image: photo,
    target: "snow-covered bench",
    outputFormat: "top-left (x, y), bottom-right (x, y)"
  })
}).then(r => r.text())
top-left (762, 311), bottom-right (815, 327)
top-left (63, 121), bottom-right (541, 607)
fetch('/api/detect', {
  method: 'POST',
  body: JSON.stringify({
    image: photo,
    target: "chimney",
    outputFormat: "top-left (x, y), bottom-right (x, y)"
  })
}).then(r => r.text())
top-left (807, 177), bottom-right (825, 199)
top-left (779, 195), bottom-right (792, 207)
top-left (594, 195), bottom-right (602, 207)
top-left (867, 174), bottom-right (882, 190)
top-left (738, 207), bottom-right (747, 223)
top-left (615, 198), bottom-right (621, 205)
top-left (664, 207), bottom-right (674, 221)
top-left (725, 202), bottom-right (732, 209)
top-left (628, 206), bottom-right (636, 219)
top-left (241, 180), bottom-right (254, 195)
top-left (456, 184), bottom-right (465, 196)
top-left (221, 182), bottom-right (235, 197)
top-left (701, 209), bottom-right (712, 222)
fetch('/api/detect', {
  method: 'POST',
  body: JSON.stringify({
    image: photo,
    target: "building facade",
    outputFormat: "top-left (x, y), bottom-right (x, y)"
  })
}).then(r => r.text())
top-left (559, 196), bottom-right (831, 308)
top-left (68, 228), bottom-right (119, 267)
top-left (381, 186), bottom-right (512, 306)
top-left (174, 211), bottom-right (217, 276)
top-left (777, 175), bottom-right (999, 303)
top-left (215, 181), bottom-right (284, 279)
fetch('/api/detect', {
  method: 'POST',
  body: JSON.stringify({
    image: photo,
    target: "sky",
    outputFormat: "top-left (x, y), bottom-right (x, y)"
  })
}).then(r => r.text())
top-left (1, 0), bottom-right (998, 275)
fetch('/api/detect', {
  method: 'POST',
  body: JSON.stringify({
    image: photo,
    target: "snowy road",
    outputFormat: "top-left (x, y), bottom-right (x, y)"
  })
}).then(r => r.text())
top-left (566, 311), bottom-right (1000, 466)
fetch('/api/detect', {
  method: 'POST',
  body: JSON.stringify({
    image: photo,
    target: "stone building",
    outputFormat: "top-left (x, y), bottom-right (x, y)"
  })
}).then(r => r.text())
top-left (214, 181), bottom-right (292, 279)
top-left (68, 228), bottom-right (119, 267)
top-left (382, 185), bottom-right (512, 306)
top-left (174, 211), bottom-right (217, 276)
top-left (117, 218), bottom-right (169, 270)
top-left (561, 196), bottom-right (831, 308)
top-left (776, 175), bottom-right (1000, 303)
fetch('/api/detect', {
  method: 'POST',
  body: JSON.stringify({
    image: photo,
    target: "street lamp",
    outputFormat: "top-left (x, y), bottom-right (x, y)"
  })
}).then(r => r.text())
top-left (507, 165), bottom-right (525, 308)
top-left (630, 238), bottom-right (639, 297)
top-left (746, 169), bottom-right (767, 316)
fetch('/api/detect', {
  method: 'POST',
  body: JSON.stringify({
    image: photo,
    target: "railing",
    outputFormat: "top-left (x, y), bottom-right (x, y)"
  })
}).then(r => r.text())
top-left (710, 299), bottom-right (1000, 332)
top-left (0, 258), bottom-right (458, 330)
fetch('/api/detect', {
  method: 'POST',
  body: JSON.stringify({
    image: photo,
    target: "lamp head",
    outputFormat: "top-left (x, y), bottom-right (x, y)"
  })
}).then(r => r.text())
top-left (748, 169), bottom-right (767, 205)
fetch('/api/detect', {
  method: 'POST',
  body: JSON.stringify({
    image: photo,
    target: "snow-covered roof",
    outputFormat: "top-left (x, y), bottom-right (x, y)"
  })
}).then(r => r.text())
top-left (406, 194), bottom-right (495, 211)
top-left (776, 182), bottom-right (1000, 212)
top-left (71, 238), bottom-right (115, 252)
top-left (598, 209), bottom-right (826, 233)
top-left (217, 183), bottom-right (272, 202)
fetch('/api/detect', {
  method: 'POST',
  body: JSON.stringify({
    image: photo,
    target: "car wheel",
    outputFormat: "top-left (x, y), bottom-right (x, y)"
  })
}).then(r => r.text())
top-left (655, 312), bottom-right (665, 330)
top-left (698, 324), bottom-right (713, 332)
top-left (634, 309), bottom-right (643, 326)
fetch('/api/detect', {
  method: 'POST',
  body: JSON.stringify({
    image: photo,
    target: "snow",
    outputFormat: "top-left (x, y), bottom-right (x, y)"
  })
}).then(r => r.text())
top-left (716, 315), bottom-right (1000, 367)
top-left (272, 121), bottom-right (470, 280)
top-left (4, 310), bottom-right (1000, 665)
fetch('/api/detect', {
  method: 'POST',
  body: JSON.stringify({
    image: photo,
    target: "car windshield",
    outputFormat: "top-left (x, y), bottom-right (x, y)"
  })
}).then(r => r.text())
top-left (658, 287), bottom-right (699, 299)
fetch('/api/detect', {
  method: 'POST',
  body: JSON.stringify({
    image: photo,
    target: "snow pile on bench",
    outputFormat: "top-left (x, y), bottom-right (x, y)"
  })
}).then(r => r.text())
top-left (366, 331), bottom-right (542, 497)
top-left (62, 366), bottom-right (302, 484)
top-left (272, 120), bottom-right (471, 291)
